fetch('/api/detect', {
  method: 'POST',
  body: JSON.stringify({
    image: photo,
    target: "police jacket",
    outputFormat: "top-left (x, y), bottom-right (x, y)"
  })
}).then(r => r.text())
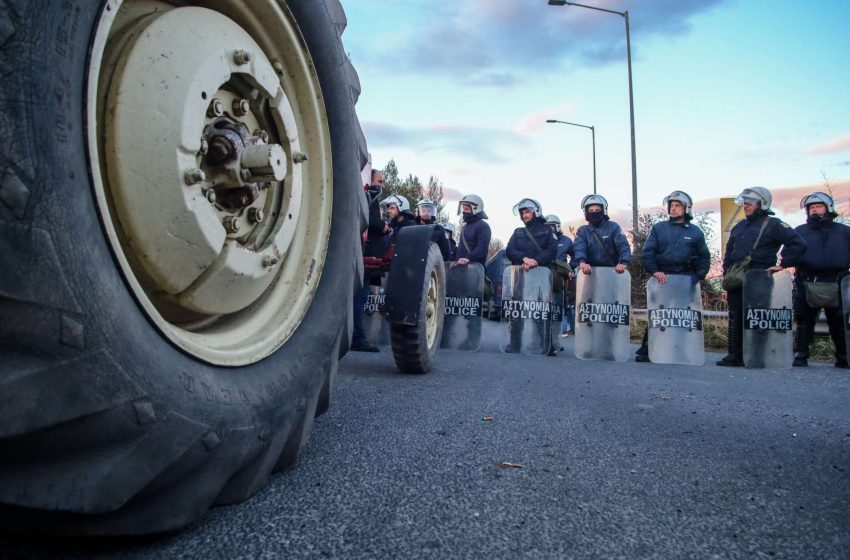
top-left (457, 215), bottom-right (492, 265)
top-left (363, 190), bottom-right (389, 258)
top-left (643, 219), bottom-right (710, 279)
top-left (794, 217), bottom-right (850, 280)
top-left (416, 217), bottom-right (451, 261)
top-left (389, 215), bottom-right (416, 240)
top-left (723, 211), bottom-right (806, 272)
top-left (555, 233), bottom-right (574, 264)
top-left (506, 217), bottom-right (557, 266)
top-left (447, 238), bottom-right (458, 261)
top-left (573, 218), bottom-right (631, 267)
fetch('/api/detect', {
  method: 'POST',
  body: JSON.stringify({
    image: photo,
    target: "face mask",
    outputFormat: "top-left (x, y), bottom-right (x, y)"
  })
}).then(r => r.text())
top-left (808, 213), bottom-right (826, 224)
top-left (462, 212), bottom-right (474, 222)
top-left (585, 210), bottom-right (604, 224)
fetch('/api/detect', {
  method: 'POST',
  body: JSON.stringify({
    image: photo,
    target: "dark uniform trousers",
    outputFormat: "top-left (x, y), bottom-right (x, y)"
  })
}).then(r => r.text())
top-left (793, 277), bottom-right (847, 360)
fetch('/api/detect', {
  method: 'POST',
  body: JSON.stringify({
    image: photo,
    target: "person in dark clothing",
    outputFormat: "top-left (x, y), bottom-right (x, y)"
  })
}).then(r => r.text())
top-left (506, 198), bottom-right (558, 355)
top-left (635, 190), bottom-right (711, 362)
top-left (351, 169), bottom-right (389, 352)
top-left (414, 199), bottom-right (451, 260)
top-left (456, 194), bottom-right (492, 267)
top-left (506, 198), bottom-right (556, 269)
top-left (545, 214), bottom-right (574, 338)
top-left (573, 194), bottom-right (631, 275)
top-left (380, 194), bottom-right (416, 239)
top-left (792, 192), bottom-right (850, 368)
top-left (717, 186), bottom-right (807, 367)
top-left (443, 223), bottom-right (458, 261)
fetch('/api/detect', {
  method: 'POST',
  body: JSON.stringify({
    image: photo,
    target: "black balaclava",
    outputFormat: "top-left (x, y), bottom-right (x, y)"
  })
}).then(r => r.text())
top-left (585, 209), bottom-right (605, 225)
top-left (806, 209), bottom-right (833, 228)
top-left (462, 211), bottom-right (477, 223)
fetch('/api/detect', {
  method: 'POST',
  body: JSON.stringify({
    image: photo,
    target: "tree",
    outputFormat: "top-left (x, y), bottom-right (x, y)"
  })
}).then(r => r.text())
top-left (380, 160), bottom-right (451, 223)
top-left (424, 175), bottom-right (450, 224)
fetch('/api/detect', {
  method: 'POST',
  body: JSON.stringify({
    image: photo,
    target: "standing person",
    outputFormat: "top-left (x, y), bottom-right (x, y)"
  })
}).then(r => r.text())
top-left (545, 214), bottom-right (574, 338)
top-left (443, 223), bottom-right (458, 261)
top-left (351, 169), bottom-right (390, 352)
top-left (414, 199), bottom-right (451, 260)
top-left (456, 194), bottom-right (492, 266)
top-left (717, 186), bottom-right (806, 367)
top-left (380, 194), bottom-right (416, 239)
top-left (506, 198), bottom-right (557, 355)
top-left (634, 191), bottom-right (710, 362)
top-left (792, 192), bottom-right (850, 368)
top-left (572, 194), bottom-right (631, 275)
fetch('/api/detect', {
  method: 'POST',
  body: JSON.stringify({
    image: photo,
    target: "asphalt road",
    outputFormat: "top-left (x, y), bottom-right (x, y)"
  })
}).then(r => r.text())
top-left (4, 321), bottom-right (850, 559)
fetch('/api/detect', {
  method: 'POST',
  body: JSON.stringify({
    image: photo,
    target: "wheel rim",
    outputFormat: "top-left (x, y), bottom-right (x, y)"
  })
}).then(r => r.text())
top-left (425, 271), bottom-right (439, 348)
top-left (87, 1), bottom-right (332, 366)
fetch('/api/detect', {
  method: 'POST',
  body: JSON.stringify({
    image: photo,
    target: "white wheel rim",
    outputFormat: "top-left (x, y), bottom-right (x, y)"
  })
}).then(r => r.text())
top-left (87, 1), bottom-right (333, 366)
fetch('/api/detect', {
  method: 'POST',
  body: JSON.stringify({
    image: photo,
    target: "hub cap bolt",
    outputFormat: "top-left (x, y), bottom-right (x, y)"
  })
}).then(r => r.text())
top-left (199, 138), bottom-right (209, 155)
top-left (262, 255), bottom-right (279, 268)
top-left (232, 98), bottom-right (250, 117)
top-left (255, 130), bottom-right (269, 143)
top-left (248, 207), bottom-right (265, 223)
top-left (207, 98), bottom-right (224, 118)
top-left (184, 168), bottom-right (206, 185)
top-left (223, 216), bottom-right (239, 233)
top-left (205, 189), bottom-right (216, 204)
top-left (233, 50), bottom-right (252, 65)
top-left (293, 152), bottom-right (308, 164)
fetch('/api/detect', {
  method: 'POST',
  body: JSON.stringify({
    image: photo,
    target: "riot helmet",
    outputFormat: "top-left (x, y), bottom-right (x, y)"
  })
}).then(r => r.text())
top-left (512, 198), bottom-right (543, 218)
top-left (545, 214), bottom-right (562, 234)
top-left (443, 222), bottom-right (456, 234)
top-left (457, 194), bottom-right (488, 219)
top-left (662, 190), bottom-right (693, 219)
top-left (580, 194), bottom-right (609, 215)
top-left (416, 199), bottom-right (438, 221)
top-left (735, 186), bottom-right (773, 213)
top-left (380, 194), bottom-right (414, 219)
top-left (800, 191), bottom-right (837, 216)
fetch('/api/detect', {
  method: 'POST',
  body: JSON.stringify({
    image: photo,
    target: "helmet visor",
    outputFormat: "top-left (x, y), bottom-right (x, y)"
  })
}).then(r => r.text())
top-left (417, 203), bottom-right (437, 218)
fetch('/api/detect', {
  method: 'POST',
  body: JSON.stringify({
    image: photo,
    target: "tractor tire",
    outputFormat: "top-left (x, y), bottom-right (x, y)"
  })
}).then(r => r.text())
top-left (390, 244), bottom-right (446, 373)
top-left (0, 0), bottom-right (366, 535)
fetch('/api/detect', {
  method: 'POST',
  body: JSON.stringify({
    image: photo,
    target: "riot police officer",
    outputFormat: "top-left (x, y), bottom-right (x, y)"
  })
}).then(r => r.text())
top-left (456, 194), bottom-right (492, 266)
top-left (792, 192), bottom-right (850, 368)
top-left (545, 214), bottom-right (574, 338)
top-left (380, 194), bottom-right (416, 239)
top-left (573, 194), bottom-right (631, 275)
top-left (635, 190), bottom-right (710, 362)
top-left (506, 198), bottom-right (557, 270)
top-left (443, 223), bottom-right (458, 261)
top-left (414, 199), bottom-right (451, 260)
top-left (717, 186), bottom-right (806, 367)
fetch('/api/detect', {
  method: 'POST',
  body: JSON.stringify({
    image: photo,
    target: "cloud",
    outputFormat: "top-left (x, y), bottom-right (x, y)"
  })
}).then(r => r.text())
top-left (362, 119), bottom-right (523, 163)
top-left (515, 101), bottom-right (580, 134)
top-left (369, 0), bottom-right (725, 87)
top-left (810, 134), bottom-right (850, 156)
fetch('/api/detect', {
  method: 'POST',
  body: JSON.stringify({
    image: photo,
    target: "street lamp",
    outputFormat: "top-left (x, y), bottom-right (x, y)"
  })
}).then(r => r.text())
top-left (547, 0), bottom-right (638, 231)
top-left (546, 119), bottom-right (596, 194)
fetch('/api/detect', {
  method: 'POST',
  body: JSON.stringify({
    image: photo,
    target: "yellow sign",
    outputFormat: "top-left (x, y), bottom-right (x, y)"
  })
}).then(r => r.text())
top-left (720, 198), bottom-right (744, 258)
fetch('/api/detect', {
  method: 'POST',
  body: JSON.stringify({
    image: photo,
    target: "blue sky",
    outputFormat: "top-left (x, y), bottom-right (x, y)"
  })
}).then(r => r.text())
top-left (342, 0), bottom-right (850, 243)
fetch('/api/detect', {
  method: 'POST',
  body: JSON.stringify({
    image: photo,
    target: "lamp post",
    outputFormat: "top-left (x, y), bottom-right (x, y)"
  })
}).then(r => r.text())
top-left (546, 119), bottom-right (596, 194)
top-left (547, 0), bottom-right (638, 231)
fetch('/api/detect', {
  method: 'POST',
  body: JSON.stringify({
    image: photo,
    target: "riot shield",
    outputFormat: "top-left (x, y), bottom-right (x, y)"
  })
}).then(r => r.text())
top-left (499, 266), bottom-right (553, 355)
top-left (363, 274), bottom-right (389, 347)
top-left (441, 262), bottom-right (485, 351)
top-left (574, 268), bottom-right (631, 362)
top-left (743, 270), bottom-right (792, 368)
top-left (842, 276), bottom-right (850, 358)
top-left (646, 275), bottom-right (704, 366)
top-left (550, 289), bottom-right (565, 347)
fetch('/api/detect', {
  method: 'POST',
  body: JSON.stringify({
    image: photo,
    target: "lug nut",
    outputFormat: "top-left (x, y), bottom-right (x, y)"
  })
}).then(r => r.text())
top-left (207, 98), bottom-right (224, 118)
top-left (262, 255), bottom-right (279, 268)
top-left (293, 152), bottom-right (308, 164)
top-left (254, 130), bottom-right (269, 143)
top-left (205, 189), bottom-right (216, 204)
top-left (232, 98), bottom-right (250, 117)
top-left (184, 168), bottom-right (206, 185)
top-left (248, 207), bottom-right (265, 223)
top-left (240, 168), bottom-right (252, 182)
top-left (233, 50), bottom-right (252, 65)
top-left (223, 216), bottom-right (239, 234)
top-left (199, 138), bottom-right (209, 155)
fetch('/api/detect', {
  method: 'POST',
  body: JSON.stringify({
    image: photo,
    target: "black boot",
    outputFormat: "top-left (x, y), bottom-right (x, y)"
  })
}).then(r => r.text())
top-left (793, 352), bottom-right (808, 367)
top-left (716, 314), bottom-right (743, 367)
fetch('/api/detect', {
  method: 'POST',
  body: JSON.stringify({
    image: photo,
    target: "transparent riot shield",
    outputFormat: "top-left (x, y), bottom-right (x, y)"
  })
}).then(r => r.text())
top-left (364, 274), bottom-right (389, 347)
top-left (743, 270), bottom-right (792, 368)
top-left (499, 266), bottom-right (553, 355)
top-left (441, 262), bottom-right (485, 351)
top-left (550, 289), bottom-right (565, 348)
top-left (574, 267), bottom-right (631, 362)
top-left (647, 274), bottom-right (704, 366)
